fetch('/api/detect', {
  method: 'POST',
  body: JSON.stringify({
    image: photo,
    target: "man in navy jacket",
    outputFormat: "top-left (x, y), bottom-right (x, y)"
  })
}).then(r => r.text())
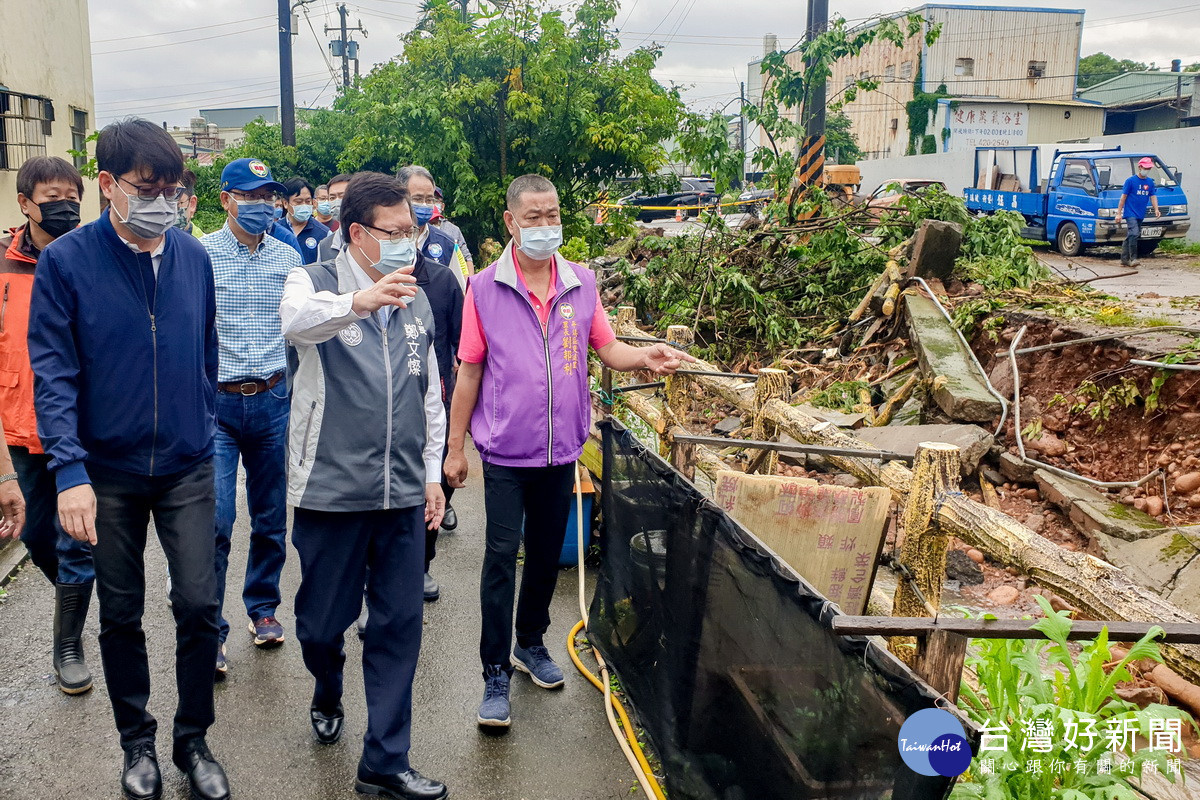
top-left (28, 118), bottom-right (230, 800)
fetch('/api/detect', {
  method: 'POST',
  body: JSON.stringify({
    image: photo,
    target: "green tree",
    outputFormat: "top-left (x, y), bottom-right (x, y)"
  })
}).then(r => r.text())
top-left (825, 110), bottom-right (861, 165)
top-left (1077, 52), bottom-right (1148, 89)
top-left (337, 0), bottom-right (684, 246)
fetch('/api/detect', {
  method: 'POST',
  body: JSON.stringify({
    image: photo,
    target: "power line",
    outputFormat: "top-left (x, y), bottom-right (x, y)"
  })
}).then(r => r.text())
top-left (96, 71), bottom-right (329, 109)
top-left (91, 14), bottom-right (275, 44)
top-left (93, 25), bottom-right (269, 56)
top-left (98, 77), bottom-right (332, 118)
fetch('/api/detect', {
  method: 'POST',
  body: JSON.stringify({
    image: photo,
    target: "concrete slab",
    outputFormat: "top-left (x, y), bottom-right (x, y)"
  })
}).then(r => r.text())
top-left (1035, 469), bottom-right (1164, 542)
top-left (1097, 529), bottom-right (1198, 601)
top-left (853, 424), bottom-right (993, 475)
top-left (906, 220), bottom-right (963, 281)
top-left (998, 452), bottom-right (1036, 484)
top-left (792, 404), bottom-right (867, 429)
top-left (904, 293), bottom-right (1002, 423)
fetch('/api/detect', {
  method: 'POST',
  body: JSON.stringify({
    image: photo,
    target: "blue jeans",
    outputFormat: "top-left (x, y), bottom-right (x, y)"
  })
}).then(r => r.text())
top-left (213, 381), bottom-right (290, 642)
top-left (9, 446), bottom-right (94, 585)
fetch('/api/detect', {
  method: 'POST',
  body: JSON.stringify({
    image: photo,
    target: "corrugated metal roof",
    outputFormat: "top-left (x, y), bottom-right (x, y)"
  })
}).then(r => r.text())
top-left (951, 97), bottom-right (1100, 108)
top-left (1078, 71), bottom-right (1197, 108)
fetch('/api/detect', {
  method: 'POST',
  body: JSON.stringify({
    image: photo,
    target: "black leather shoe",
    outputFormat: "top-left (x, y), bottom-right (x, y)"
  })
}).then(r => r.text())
top-left (440, 506), bottom-right (457, 531)
top-left (311, 703), bottom-right (344, 745)
top-left (121, 741), bottom-right (162, 800)
top-left (355, 764), bottom-right (448, 799)
top-left (172, 738), bottom-right (230, 800)
top-left (423, 573), bottom-right (440, 602)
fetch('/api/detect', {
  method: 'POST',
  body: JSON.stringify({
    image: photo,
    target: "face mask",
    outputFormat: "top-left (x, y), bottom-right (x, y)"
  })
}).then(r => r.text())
top-left (273, 206), bottom-right (284, 220)
top-left (1138, 169), bottom-right (1150, 178)
top-left (515, 224), bottom-right (563, 261)
top-left (413, 203), bottom-right (435, 227)
top-left (367, 230), bottom-right (418, 274)
top-left (293, 204), bottom-right (313, 223)
top-left (114, 183), bottom-right (177, 239)
top-left (317, 200), bottom-right (333, 217)
top-left (329, 199), bottom-right (342, 220)
top-left (34, 199), bottom-right (81, 239)
top-left (175, 204), bottom-right (190, 230)
top-left (235, 201), bottom-right (275, 236)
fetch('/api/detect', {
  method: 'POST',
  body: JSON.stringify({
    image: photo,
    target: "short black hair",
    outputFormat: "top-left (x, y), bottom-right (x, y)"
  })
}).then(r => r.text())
top-left (95, 117), bottom-right (184, 184)
top-left (327, 173), bottom-right (353, 189)
top-left (341, 172), bottom-right (410, 234)
top-left (16, 156), bottom-right (85, 199)
top-left (180, 168), bottom-right (198, 198)
top-left (283, 177), bottom-right (314, 199)
top-left (506, 173), bottom-right (557, 211)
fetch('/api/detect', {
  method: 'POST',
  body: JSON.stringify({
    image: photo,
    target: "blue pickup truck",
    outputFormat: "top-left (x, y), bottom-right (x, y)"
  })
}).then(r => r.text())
top-left (963, 146), bottom-right (1190, 257)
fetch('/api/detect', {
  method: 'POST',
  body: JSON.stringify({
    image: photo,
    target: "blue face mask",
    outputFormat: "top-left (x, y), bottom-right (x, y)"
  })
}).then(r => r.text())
top-left (272, 206), bottom-right (284, 220)
top-left (368, 230), bottom-right (418, 274)
top-left (292, 204), bottom-right (313, 223)
top-left (413, 203), bottom-right (435, 228)
top-left (236, 201), bottom-right (275, 235)
top-left (317, 200), bottom-right (333, 217)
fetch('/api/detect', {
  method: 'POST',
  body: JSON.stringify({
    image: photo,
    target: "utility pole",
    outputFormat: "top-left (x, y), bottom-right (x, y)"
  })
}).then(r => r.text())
top-left (326, 4), bottom-right (367, 90)
top-left (278, 0), bottom-right (296, 145)
top-left (794, 0), bottom-right (828, 190)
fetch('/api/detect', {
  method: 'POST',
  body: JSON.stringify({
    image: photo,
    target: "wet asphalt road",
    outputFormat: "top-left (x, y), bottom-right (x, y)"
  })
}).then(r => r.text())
top-left (0, 445), bottom-right (631, 800)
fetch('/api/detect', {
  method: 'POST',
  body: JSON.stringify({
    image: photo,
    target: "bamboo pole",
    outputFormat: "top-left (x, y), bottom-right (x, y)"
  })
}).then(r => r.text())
top-left (890, 442), bottom-right (961, 666)
top-left (665, 325), bottom-right (694, 423)
top-left (750, 368), bottom-right (788, 475)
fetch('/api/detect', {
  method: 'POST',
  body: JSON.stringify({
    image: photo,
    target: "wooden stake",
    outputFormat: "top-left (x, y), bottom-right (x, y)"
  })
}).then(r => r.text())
top-left (979, 471), bottom-right (1002, 511)
top-left (916, 629), bottom-right (968, 703)
top-left (749, 368), bottom-right (788, 475)
top-left (890, 442), bottom-right (961, 667)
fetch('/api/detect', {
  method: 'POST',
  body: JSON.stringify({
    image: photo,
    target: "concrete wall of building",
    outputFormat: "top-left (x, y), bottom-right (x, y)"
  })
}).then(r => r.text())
top-left (0, 0), bottom-right (97, 227)
top-left (855, 126), bottom-right (1200, 240)
top-left (780, 6), bottom-right (1086, 161)
top-left (1027, 104), bottom-right (1106, 144)
top-left (921, 6), bottom-right (1082, 102)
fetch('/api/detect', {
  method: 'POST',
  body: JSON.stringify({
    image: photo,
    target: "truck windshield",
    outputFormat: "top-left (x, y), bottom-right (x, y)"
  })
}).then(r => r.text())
top-left (1093, 157), bottom-right (1178, 190)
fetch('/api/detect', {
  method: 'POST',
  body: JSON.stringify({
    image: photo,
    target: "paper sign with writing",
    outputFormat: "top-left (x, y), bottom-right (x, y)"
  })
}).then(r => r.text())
top-left (715, 471), bottom-right (891, 615)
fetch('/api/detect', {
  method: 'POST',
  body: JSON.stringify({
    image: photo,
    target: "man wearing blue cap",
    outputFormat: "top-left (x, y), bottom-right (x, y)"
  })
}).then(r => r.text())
top-left (201, 158), bottom-right (301, 677)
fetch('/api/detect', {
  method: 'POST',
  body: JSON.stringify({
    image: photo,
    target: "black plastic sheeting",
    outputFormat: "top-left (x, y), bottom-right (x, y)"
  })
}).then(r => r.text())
top-left (589, 420), bottom-right (977, 800)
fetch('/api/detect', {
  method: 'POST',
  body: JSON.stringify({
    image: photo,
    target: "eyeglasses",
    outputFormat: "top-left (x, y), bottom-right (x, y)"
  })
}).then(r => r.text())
top-left (115, 174), bottom-right (185, 202)
top-left (228, 189), bottom-right (278, 204)
top-left (365, 224), bottom-right (418, 243)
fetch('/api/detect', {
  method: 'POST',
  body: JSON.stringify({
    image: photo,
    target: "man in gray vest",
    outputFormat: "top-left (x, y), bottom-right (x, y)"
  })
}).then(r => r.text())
top-left (279, 171), bottom-right (448, 800)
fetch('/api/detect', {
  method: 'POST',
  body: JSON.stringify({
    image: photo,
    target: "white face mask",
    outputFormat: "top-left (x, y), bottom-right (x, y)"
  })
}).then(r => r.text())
top-left (515, 224), bottom-right (563, 260)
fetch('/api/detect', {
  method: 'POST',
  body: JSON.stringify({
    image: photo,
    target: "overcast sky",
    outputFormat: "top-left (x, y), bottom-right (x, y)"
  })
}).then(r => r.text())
top-left (89, 0), bottom-right (1200, 128)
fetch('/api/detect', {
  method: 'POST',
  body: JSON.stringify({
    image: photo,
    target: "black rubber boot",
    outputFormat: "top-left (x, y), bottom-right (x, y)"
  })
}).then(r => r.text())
top-left (53, 582), bottom-right (94, 695)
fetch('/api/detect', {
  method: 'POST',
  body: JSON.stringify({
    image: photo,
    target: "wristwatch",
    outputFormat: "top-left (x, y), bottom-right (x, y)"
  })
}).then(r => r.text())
top-left (0, 472), bottom-right (16, 485)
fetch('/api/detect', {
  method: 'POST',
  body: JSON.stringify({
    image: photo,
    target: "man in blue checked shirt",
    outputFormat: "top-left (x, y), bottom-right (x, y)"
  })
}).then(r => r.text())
top-left (201, 158), bottom-right (301, 678)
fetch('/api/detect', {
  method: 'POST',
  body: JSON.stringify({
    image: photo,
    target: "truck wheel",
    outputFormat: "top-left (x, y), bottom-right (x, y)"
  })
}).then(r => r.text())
top-left (1137, 239), bottom-right (1160, 258)
top-left (1055, 222), bottom-right (1082, 257)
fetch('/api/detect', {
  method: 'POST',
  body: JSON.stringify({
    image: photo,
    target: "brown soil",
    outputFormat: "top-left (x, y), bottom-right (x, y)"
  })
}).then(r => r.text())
top-left (973, 314), bottom-right (1200, 525)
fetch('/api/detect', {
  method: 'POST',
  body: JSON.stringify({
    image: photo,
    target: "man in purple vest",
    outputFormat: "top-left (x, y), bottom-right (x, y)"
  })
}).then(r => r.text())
top-left (445, 174), bottom-right (693, 729)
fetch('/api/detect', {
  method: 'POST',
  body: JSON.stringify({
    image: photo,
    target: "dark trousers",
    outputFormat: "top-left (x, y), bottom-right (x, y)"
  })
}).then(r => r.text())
top-left (293, 505), bottom-right (425, 774)
top-left (213, 385), bottom-right (289, 641)
top-left (90, 459), bottom-right (219, 750)
top-left (479, 462), bottom-right (574, 668)
top-left (1122, 216), bottom-right (1142, 264)
top-left (9, 446), bottom-right (94, 585)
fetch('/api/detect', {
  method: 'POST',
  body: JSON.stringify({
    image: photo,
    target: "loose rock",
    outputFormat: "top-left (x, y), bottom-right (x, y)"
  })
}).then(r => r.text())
top-left (966, 548), bottom-right (985, 564)
top-left (1176, 472), bottom-right (1200, 494)
top-left (1146, 496), bottom-right (1164, 517)
top-left (945, 550), bottom-right (984, 585)
top-left (988, 585), bottom-right (1020, 606)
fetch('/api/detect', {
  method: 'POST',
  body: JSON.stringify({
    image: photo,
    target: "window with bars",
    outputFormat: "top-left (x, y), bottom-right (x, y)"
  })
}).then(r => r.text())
top-left (70, 108), bottom-right (88, 169)
top-left (0, 91), bottom-right (53, 171)
top-left (900, 61), bottom-right (913, 80)
top-left (884, 65), bottom-right (895, 82)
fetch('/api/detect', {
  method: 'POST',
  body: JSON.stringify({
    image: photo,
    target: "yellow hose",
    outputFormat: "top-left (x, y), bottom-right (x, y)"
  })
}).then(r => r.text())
top-left (572, 465), bottom-right (667, 800)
